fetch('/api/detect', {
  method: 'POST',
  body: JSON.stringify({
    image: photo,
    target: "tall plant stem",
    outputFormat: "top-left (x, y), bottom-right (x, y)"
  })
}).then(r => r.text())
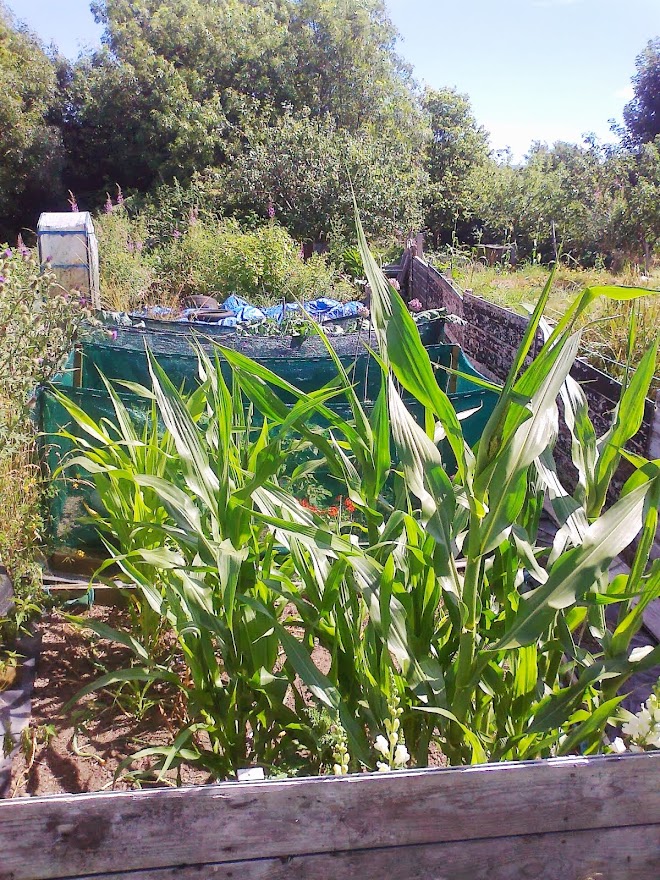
top-left (452, 528), bottom-right (483, 724)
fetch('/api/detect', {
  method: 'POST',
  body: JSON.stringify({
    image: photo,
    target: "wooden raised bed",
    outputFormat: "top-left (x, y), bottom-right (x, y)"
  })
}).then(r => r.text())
top-left (1, 752), bottom-right (658, 880)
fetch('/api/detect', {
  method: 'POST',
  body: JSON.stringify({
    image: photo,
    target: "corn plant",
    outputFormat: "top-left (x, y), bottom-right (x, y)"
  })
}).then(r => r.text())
top-left (59, 207), bottom-right (659, 777)
top-left (221, 207), bottom-right (659, 765)
top-left (58, 350), bottom-right (369, 778)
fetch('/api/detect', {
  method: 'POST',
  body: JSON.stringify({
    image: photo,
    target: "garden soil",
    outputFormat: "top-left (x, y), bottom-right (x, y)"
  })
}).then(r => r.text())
top-left (8, 607), bottom-right (211, 797)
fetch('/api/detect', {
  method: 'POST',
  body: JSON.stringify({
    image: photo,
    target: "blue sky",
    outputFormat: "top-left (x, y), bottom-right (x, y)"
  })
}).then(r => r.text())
top-left (5, 0), bottom-right (659, 160)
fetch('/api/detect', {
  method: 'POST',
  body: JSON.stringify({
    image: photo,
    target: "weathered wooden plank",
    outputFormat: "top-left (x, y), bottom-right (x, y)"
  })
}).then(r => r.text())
top-left (0, 754), bottom-right (657, 880)
top-left (59, 825), bottom-right (660, 880)
top-left (44, 583), bottom-right (129, 607)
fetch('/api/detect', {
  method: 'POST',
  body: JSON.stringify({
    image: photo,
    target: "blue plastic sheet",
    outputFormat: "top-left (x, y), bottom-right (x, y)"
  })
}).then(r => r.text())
top-left (223, 295), bottom-right (362, 326)
top-left (129, 295), bottom-right (364, 328)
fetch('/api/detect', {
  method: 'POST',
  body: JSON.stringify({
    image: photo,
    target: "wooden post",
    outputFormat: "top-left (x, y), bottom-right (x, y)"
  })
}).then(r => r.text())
top-left (0, 558), bottom-right (13, 618)
top-left (647, 390), bottom-right (660, 461)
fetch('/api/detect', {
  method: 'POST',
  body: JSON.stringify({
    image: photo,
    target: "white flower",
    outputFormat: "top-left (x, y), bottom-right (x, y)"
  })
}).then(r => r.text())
top-left (394, 744), bottom-right (410, 767)
top-left (610, 737), bottom-right (626, 754)
top-left (376, 761), bottom-right (390, 772)
top-left (622, 708), bottom-right (652, 742)
top-left (374, 735), bottom-right (389, 757)
top-left (629, 646), bottom-right (654, 663)
top-left (333, 764), bottom-right (343, 776)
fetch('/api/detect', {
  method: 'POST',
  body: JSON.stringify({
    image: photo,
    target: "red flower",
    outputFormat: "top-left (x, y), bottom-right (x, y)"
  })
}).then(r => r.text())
top-left (344, 498), bottom-right (356, 513)
top-left (327, 506), bottom-right (339, 517)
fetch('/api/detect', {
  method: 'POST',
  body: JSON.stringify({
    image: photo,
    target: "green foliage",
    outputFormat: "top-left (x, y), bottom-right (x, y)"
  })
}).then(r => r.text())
top-left (207, 108), bottom-right (427, 240)
top-left (0, 244), bottom-right (88, 607)
top-left (60, 212), bottom-right (659, 779)
top-left (94, 205), bottom-right (155, 312)
top-left (60, 0), bottom-right (425, 216)
top-left (422, 87), bottom-right (489, 244)
top-left (623, 37), bottom-right (660, 146)
top-left (0, 4), bottom-right (63, 236)
top-left (0, 245), bottom-right (90, 456)
top-left (154, 218), bottom-right (341, 304)
top-left (94, 209), bottom-right (353, 311)
top-left (1, 0), bottom-right (657, 268)
top-left (468, 139), bottom-right (619, 264)
top-left (609, 138), bottom-right (660, 272)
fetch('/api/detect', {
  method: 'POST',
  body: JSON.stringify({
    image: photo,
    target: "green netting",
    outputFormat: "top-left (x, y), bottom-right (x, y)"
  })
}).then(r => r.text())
top-left (38, 334), bottom-right (497, 555)
top-left (80, 337), bottom-right (454, 399)
top-left (38, 385), bottom-right (152, 552)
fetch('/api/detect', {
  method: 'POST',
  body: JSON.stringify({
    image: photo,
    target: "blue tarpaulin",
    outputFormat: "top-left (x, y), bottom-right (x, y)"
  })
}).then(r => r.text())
top-left (130, 296), bottom-right (364, 327)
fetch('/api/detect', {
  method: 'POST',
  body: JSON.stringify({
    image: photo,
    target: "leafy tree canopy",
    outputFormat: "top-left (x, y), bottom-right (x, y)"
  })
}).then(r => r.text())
top-left (623, 37), bottom-right (660, 145)
top-left (421, 87), bottom-right (489, 243)
top-left (212, 108), bottom-right (427, 239)
top-left (0, 3), bottom-right (63, 234)
top-left (61, 0), bottom-right (423, 199)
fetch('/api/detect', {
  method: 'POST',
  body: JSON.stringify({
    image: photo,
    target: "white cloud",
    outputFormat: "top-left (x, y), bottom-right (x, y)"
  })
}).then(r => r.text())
top-left (613, 85), bottom-right (634, 101)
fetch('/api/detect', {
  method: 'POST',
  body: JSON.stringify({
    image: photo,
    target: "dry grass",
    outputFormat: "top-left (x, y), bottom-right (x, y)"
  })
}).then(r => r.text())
top-left (0, 434), bottom-right (44, 595)
top-left (453, 262), bottom-right (660, 394)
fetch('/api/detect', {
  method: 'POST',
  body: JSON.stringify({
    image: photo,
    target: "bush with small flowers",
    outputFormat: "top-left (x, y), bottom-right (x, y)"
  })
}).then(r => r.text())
top-left (0, 243), bottom-right (92, 458)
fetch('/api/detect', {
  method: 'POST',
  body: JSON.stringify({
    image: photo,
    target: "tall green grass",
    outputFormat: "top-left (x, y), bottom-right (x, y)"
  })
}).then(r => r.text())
top-left (57, 208), bottom-right (659, 779)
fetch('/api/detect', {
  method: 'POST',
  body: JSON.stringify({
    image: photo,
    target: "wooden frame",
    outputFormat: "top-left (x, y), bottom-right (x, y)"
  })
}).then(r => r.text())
top-left (1, 752), bottom-right (658, 880)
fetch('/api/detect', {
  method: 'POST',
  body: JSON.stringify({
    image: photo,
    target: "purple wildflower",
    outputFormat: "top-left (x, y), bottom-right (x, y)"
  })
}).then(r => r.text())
top-left (188, 206), bottom-right (199, 225)
top-left (173, 229), bottom-right (182, 240)
top-left (17, 234), bottom-right (29, 257)
top-left (115, 184), bottom-right (124, 206)
top-left (104, 194), bottom-right (113, 214)
top-left (0, 276), bottom-right (5, 284)
top-left (68, 190), bottom-right (79, 212)
top-left (408, 298), bottom-right (423, 313)
top-left (4, 248), bottom-right (12, 258)
top-left (135, 240), bottom-right (143, 252)
top-left (267, 199), bottom-right (275, 219)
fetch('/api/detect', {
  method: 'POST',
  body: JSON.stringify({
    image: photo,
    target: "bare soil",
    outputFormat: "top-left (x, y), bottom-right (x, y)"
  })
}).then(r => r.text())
top-left (8, 602), bottom-right (449, 799)
top-left (8, 606), bottom-right (210, 798)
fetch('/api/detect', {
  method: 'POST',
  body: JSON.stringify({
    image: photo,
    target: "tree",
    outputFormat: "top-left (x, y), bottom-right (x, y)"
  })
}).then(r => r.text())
top-left (468, 140), bottom-right (617, 264)
top-left (61, 0), bottom-right (425, 204)
top-left (623, 38), bottom-right (660, 145)
top-left (208, 108), bottom-right (427, 239)
top-left (0, 3), bottom-right (63, 236)
top-left (609, 138), bottom-right (660, 271)
top-left (421, 87), bottom-right (489, 245)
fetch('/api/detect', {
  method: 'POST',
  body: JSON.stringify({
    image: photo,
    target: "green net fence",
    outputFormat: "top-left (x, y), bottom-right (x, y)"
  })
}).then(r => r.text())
top-left (37, 325), bottom-right (497, 555)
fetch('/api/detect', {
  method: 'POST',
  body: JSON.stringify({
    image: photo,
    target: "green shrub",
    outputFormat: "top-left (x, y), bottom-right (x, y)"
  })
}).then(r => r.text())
top-left (96, 203), bottom-right (355, 310)
top-left (0, 244), bottom-right (89, 597)
top-left (95, 208), bottom-right (156, 313)
top-left (0, 245), bottom-right (90, 457)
